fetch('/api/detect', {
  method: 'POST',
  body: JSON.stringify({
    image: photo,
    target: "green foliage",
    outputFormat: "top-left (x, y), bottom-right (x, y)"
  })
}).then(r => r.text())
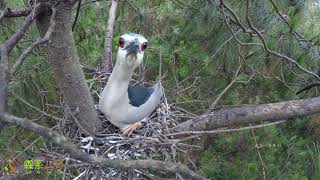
top-left (200, 125), bottom-right (316, 179)
top-left (307, 142), bottom-right (320, 179)
top-left (288, 6), bottom-right (299, 30)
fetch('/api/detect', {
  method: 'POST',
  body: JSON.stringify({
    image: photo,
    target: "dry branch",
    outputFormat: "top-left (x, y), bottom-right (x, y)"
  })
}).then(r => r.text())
top-left (11, 7), bottom-right (56, 75)
top-left (101, 0), bottom-right (118, 74)
top-left (11, 91), bottom-right (65, 122)
top-left (72, 0), bottom-right (81, 31)
top-left (5, 13), bottom-right (33, 51)
top-left (0, 46), bottom-right (9, 131)
top-left (296, 82), bottom-right (320, 94)
top-left (2, 8), bottom-right (31, 17)
top-left (0, 113), bottom-right (205, 180)
top-left (210, 57), bottom-right (243, 108)
top-left (5, 4), bottom-right (46, 52)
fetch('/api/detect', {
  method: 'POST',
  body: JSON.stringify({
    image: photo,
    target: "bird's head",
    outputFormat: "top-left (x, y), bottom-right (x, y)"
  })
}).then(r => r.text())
top-left (117, 33), bottom-right (148, 68)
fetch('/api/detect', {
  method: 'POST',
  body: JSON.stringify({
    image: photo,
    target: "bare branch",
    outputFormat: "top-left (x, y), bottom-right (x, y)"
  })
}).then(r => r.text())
top-left (268, 0), bottom-right (290, 27)
top-left (171, 96), bottom-right (320, 132)
top-left (221, 1), bottom-right (252, 35)
top-left (296, 82), bottom-right (320, 95)
top-left (101, 0), bottom-right (118, 74)
top-left (3, 4), bottom-right (46, 52)
top-left (268, 0), bottom-right (309, 43)
top-left (0, 113), bottom-right (205, 180)
top-left (220, 1), bottom-right (264, 48)
top-left (11, 91), bottom-right (65, 122)
top-left (3, 8), bottom-right (31, 18)
top-left (11, 7), bottom-right (56, 75)
top-left (4, 13), bottom-right (34, 52)
top-left (0, 45), bottom-right (9, 130)
top-left (72, 0), bottom-right (81, 31)
top-left (210, 57), bottom-right (243, 108)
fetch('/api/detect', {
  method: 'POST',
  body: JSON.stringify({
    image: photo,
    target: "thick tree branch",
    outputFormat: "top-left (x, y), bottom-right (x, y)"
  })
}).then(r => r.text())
top-left (101, 0), bottom-right (118, 74)
top-left (172, 96), bottom-right (320, 132)
top-left (0, 113), bottom-right (204, 180)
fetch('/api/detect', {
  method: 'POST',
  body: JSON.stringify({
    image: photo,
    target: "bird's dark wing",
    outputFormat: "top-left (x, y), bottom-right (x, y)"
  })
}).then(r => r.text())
top-left (127, 84), bottom-right (154, 107)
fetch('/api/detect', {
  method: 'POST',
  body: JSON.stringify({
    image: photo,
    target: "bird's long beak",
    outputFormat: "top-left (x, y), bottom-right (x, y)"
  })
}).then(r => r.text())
top-left (124, 38), bottom-right (140, 59)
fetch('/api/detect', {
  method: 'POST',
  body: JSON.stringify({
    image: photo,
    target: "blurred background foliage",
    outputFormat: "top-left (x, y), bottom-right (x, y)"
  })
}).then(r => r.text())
top-left (1, 0), bottom-right (320, 179)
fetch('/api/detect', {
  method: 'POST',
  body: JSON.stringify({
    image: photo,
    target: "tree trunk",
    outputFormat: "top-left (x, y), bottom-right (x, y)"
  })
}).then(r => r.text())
top-left (36, 1), bottom-right (101, 135)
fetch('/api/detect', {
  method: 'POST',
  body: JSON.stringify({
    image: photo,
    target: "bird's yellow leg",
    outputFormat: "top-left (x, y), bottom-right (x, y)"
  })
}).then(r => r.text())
top-left (121, 122), bottom-right (142, 136)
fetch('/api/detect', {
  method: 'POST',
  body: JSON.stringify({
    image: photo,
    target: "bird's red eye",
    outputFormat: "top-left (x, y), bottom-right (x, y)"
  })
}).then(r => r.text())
top-left (119, 38), bottom-right (125, 48)
top-left (141, 42), bottom-right (148, 51)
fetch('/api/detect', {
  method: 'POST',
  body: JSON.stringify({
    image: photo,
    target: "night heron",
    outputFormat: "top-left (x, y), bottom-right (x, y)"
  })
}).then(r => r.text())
top-left (99, 33), bottom-right (163, 135)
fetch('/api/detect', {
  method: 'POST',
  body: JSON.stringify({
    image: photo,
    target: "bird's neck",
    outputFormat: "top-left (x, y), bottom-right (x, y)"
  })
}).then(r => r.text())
top-left (105, 59), bottom-right (135, 96)
top-left (111, 61), bottom-right (134, 83)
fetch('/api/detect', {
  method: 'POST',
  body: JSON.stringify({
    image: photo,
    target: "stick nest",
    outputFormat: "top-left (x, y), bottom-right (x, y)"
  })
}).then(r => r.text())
top-left (51, 86), bottom-right (198, 179)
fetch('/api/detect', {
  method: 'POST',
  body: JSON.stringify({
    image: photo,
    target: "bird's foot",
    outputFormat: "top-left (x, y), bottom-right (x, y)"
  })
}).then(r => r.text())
top-left (121, 122), bottom-right (142, 136)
